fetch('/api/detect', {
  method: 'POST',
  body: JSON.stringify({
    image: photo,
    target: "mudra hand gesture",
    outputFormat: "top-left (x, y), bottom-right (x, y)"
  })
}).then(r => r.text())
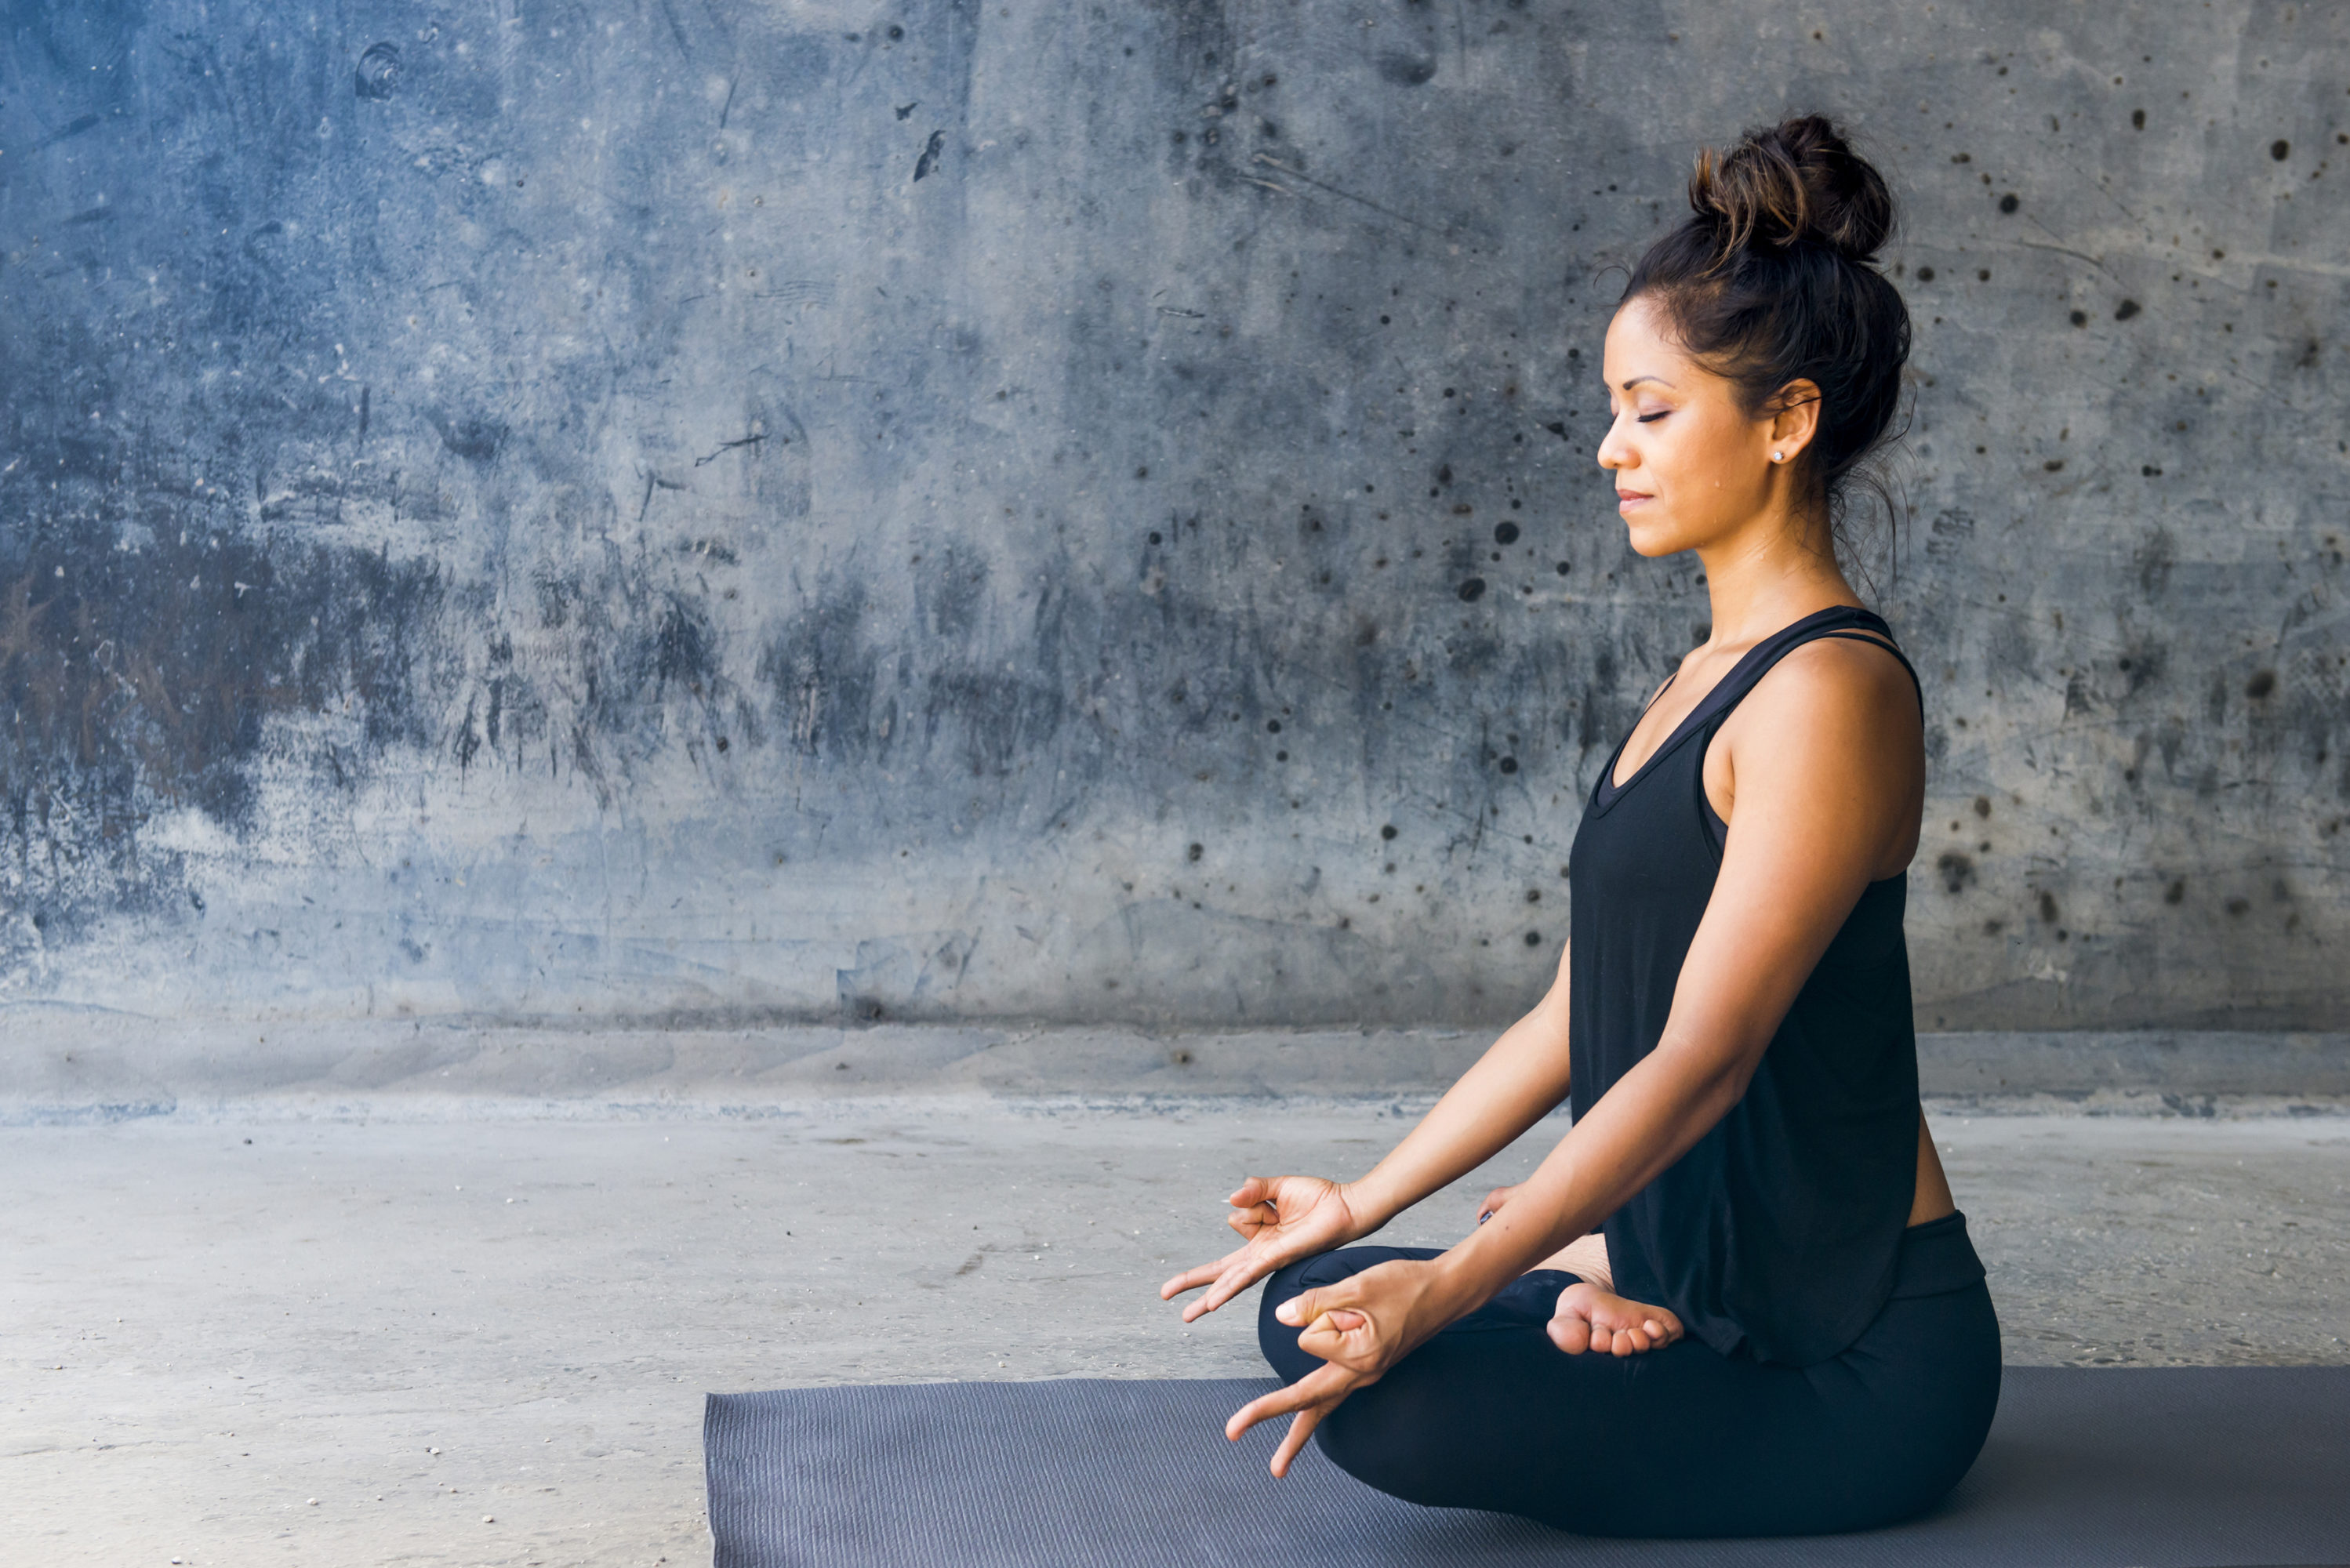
top-left (1217, 1255), bottom-right (1457, 1475)
top-left (1157, 1174), bottom-right (1364, 1323)
top-left (1163, 1167), bottom-right (1690, 1476)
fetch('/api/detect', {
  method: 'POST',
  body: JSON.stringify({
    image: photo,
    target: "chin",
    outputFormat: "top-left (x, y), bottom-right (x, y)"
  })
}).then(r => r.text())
top-left (1622, 514), bottom-right (1695, 557)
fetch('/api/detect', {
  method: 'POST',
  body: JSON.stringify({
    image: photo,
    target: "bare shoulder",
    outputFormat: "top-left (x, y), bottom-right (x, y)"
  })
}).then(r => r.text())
top-left (1709, 628), bottom-right (1923, 877)
top-left (1737, 631), bottom-right (1920, 748)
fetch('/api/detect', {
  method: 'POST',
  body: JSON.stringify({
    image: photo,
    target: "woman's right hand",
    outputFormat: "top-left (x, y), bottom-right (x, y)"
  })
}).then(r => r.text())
top-left (1158, 1174), bottom-right (1366, 1323)
top-left (1475, 1182), bottom-right (1519, 1225)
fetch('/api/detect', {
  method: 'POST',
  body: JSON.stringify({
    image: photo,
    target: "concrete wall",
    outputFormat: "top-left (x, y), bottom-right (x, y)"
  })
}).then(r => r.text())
top-left (2, 0), bottom-right (2345, 1031)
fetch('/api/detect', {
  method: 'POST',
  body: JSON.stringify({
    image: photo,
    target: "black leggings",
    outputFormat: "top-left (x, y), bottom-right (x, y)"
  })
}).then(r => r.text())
top-left (1258, 1213), bottom-right (2001, 1537)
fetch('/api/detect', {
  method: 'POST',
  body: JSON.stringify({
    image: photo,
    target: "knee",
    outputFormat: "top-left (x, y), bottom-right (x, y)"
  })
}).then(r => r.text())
top-left (1256, 1247), bottom-right (1388, 1382)
top-left (1315, 1393), bottom-right (1474, 1512)
top-left (1255, 1253), bottom-right (1329, 1381)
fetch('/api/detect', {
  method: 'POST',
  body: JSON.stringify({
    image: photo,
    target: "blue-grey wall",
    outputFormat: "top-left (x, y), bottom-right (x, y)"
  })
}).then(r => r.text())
top-left (2, 0), bottom-right (2346, 1030)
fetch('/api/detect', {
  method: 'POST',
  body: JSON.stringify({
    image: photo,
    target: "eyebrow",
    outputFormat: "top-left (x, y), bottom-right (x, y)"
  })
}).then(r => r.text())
top-left (1618, 375), bottom-right (1675, 390)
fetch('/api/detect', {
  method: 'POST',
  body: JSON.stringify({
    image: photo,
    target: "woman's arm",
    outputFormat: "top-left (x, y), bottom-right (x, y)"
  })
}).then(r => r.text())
top-left (1158, 939), bottom-right (1573, 1321)
top-left (1231, 636), bottom-right (1923, 1472)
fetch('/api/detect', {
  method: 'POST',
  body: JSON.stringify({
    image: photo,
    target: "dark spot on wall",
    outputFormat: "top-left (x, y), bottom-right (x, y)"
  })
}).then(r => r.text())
top-left (2114, 299), bottom-right (2142, 321)
top-left (427, 409), bottom-right (507, 463)
top-left (2069, 310), bottom-right (2087, 327)
top-left (913, 130), bottom-right (946, 181)
top-left (1458, 578), bottom-right (1486, 601)
top-left (354, 42), bottom-right (400, 100)
top-left (2270, 139), bottom-right (2290, 161)
top-left (1524, 930), bottom-right (1541, 946)
top-left (2037, 891), bottom-right (2059, 923)
top-left (1377, 53), bottom-right (1437, 86)
top-left (2246, 669), bottom-right (2277, 699)
top-left (1494, 522), bottom-right (1520, 545)
top-left (33, 113), bottom-right (101, 152)
top-left (1916, 266), bottom-right (1936, 282)
top-left (2164, 879), bottom-right (2185, 905)
top-left (1936, 851), bottom-right (1976, 894)
top-left (652, 597), bottom-right (718, 696)
top-left (1380, 824), bottom-right (1397, 840)
top-left (2225, 895), bottom-right (2250, 916)
top-left (1497, 756), bottom-right (1517, 773)
top-left (758, 585), bottom-right (877, 763)
top-left (1998, 193), bottom-right (2020, 213)
top-left (1186, 842), bottom-right (1204, 862)
top-left (2131, 108), bottom-right (2145, 129)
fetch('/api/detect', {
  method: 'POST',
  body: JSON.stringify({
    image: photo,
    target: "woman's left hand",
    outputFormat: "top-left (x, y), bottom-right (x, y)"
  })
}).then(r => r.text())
top-left (1222, 1257), bottom-right (1457, 1477)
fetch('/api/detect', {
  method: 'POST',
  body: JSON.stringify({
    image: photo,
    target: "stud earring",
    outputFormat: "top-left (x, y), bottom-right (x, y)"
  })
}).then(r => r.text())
top-left (1771, 451), bottom-right (1784, 463)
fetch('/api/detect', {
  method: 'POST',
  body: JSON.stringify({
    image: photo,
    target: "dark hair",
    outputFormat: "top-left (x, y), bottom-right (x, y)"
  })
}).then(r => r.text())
top-left (1621, 114), bottom-right (1912, 573)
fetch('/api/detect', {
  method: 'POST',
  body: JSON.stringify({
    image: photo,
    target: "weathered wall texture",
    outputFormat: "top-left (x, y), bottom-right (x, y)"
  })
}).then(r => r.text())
top-left (2, 0), bottom-right (2346, 1030)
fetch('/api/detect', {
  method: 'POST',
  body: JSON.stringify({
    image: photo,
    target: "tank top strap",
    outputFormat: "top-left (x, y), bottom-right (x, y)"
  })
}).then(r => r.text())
top-left (1691, 604), bottom-right (1923, 734)
top-left (1692, 610), bottom-right (1924, 857)
top-left (1590, 605), bottom-right (1922, 813)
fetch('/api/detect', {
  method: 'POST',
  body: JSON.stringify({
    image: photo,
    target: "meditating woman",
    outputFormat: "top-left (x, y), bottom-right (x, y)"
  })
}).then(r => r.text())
top-left (1160, 114), bottom-right (1999, 1538)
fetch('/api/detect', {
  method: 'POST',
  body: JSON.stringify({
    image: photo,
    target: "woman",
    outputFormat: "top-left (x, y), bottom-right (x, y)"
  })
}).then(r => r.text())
top-left (1160, 114), bottom-right (1999, 1538)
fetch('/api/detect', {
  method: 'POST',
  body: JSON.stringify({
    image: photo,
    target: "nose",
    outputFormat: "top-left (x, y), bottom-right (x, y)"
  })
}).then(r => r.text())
top-left (1595, 415), bottom-right (1630, 472)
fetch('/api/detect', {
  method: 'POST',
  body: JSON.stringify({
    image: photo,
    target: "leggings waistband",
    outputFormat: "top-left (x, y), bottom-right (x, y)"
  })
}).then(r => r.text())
top-left (1887, 1210), bottom-right (1989, 1301)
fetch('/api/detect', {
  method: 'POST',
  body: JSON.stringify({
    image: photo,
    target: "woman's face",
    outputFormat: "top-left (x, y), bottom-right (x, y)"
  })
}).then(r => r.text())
top-left (1595, 294), bottom-right (1801, 558)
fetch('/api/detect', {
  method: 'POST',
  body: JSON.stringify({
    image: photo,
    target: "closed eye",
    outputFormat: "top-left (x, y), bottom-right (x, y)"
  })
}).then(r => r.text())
top-left (1636, 412), bottom-right (1669, 423)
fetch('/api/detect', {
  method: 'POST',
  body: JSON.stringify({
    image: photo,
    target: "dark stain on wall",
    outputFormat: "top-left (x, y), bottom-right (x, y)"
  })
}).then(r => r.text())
top-left (0, 502), bottom-right (443, 960)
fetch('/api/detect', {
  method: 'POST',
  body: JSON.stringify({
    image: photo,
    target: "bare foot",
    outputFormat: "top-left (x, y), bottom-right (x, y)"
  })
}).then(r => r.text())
top-left (1547, 1279), bottom-right (1684, 1356)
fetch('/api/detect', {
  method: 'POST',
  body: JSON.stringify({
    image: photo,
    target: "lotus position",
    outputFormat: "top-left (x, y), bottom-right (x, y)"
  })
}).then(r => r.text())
top-left (1161, 114), bottom-right (2000, 1539)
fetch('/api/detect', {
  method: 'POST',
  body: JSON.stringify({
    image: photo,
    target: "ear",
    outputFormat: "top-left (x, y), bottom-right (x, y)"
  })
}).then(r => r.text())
top-left (1765, 379), bottom-right (1824, 464)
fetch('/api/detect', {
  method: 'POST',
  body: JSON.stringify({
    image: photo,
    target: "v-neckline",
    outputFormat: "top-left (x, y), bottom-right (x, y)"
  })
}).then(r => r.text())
top-left (1596, 605), bottom-right (1876, 808)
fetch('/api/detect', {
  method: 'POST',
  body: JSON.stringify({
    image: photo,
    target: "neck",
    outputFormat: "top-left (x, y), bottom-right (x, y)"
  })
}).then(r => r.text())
top-left (1693, 503), bottom-right (1859, 652)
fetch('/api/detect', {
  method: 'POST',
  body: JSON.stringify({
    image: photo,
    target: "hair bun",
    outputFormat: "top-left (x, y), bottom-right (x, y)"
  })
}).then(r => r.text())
top-left (1687, 114), bottom-right (1893, 263)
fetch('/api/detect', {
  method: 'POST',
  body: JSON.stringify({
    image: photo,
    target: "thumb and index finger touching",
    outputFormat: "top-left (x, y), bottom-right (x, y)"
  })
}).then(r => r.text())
top-left (1223, 1175), bottom-right (1280, 1233)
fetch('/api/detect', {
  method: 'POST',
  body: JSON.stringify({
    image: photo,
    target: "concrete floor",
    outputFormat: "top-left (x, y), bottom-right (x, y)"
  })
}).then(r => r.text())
top-left (5, 1098), bottom-right (2347, 1566)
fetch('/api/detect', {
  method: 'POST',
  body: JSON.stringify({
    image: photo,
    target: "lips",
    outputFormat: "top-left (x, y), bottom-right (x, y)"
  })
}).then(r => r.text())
top-left (1616, 490), bottom-right (1653, 506)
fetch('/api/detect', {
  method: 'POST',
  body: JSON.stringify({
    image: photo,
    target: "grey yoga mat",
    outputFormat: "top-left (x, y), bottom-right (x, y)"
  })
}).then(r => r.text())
top-left (704, 1367), bottom-right (2350, 1567)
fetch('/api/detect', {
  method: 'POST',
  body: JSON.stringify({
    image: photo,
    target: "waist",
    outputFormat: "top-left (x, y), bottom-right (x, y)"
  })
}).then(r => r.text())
top-left (1886, 1210), bottom-right (1989, 1301)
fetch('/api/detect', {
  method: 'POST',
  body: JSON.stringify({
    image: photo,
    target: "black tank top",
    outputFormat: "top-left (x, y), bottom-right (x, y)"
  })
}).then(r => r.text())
top-left (1567, 604), bottom-right (1928, 1367)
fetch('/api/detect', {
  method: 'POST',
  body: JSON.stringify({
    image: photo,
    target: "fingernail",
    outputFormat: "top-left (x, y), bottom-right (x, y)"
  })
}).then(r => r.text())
top-left (1275, 1301), bottom-right (1301, 1325)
